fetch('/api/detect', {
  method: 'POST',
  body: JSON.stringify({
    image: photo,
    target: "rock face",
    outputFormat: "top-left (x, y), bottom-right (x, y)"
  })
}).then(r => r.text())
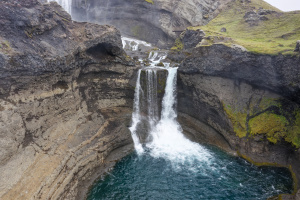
top-left (0, 0), bottom-right (137, 199)
top-left (182, 29), bottom-right (205, 49)
top-left (71, 0), bottom-right (230, 48)
top-left (177, 44), bottom-right (300, 195)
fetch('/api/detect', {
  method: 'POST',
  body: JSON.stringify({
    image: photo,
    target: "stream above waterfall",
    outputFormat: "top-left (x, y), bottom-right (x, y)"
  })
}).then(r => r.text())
top-left (87, 37), bottom-right (294, 200)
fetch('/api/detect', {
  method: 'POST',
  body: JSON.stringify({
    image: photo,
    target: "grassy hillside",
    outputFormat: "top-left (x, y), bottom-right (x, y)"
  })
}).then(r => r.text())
top-left (189, 0), bottom-right (300, 55)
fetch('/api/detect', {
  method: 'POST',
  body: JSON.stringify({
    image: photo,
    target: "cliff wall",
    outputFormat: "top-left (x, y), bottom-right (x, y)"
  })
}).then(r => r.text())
top-left (0, 1), bottom-right (136, 199)
top-left (177, 44), bottom-right (300, 199)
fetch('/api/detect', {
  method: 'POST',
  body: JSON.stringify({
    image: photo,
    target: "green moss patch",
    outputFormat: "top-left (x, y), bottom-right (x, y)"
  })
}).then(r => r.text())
top-left (145, 0), bottom-right (154, 4)
top-left (285, 111), bottom-right (300, 148)
top-left (223, 104), bottom-right (248, 138)
top-left (223, 99), bottom-right (300, 148)
top-left (170, 38), bottom-right (184, 51)
top-left (249, 113), bottom-right (288, 143)
top-left (0, 40), bottom-right (12, 54)
top-left (189, 0), bottom-right (300, 55)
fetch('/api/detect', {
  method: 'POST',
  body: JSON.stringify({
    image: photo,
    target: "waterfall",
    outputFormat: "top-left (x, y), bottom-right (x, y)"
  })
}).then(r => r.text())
top-left (129, 53), bottom-right (213, 169)
top-left (129, 69), bottom-right (144, 154)
top-left (47, 0), bottom-right (72, 15)
top-left (146, 68), bottom-right (212, 167)
top-left (146, 69), bottom-right (159, 128)
top-left (122, 36), bottom-right (152, 51)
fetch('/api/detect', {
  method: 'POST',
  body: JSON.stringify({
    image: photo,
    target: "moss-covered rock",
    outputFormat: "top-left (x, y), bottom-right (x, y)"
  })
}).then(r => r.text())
top-left (249, 113), bottom-right (288, 143)
top-left (285, 111), bottom-right (300, 148)
top-left (170, 38), bottom-right (184, 51)
top-left (223, 99), bottom-right (300, 148)
top-left (145, 0), bottom-right (154, 4)
top-left (223, 104), bottom-right (248, 138)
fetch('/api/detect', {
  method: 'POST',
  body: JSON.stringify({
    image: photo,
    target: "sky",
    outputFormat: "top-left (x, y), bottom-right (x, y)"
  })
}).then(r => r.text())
top-left (264, 0), bottom-right (300, 11)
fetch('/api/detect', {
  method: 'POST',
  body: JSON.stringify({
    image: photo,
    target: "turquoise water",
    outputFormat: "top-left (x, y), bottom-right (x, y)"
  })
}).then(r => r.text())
top-left (87, 146), bottom-right (293, 200)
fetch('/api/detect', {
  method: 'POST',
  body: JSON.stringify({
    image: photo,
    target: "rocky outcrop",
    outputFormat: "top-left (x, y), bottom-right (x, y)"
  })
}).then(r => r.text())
top-left (0, 0), bottom-right (137, 199)
top-left (70, 0), bottom-right (231, 48)
top-left (177, 44), bottom-right (300, 197)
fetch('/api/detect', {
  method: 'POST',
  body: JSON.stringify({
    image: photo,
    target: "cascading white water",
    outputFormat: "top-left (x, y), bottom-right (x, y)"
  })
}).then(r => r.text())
top-left (146, 69), bottom-right (159, 129)
top-left (122, 36), bottom-right (152, 51)
top-left (129, 69), bottom-right (144, 154)
top-left (146, 68), bottom-right (213, 168)
top-left (129, 47), bottom-right (213, 169)
top-left (47, 0), bottom-right (72, 15)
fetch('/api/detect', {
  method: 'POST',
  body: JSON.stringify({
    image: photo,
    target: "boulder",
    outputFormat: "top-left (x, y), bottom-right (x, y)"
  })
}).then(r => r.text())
top-left (244, 10), bottom-right (269, 26)
top-left (182, 29), bottom-right (206, 49)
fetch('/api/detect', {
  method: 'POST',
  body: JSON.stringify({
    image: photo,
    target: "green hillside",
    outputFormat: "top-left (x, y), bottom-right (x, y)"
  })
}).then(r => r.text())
top-left (190, 0), bottom-right (300, 55)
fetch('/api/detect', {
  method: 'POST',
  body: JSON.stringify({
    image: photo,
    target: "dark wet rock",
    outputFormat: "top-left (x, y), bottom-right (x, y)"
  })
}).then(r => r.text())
top-left (0, 0), bottom-right (137, 199)
top-left (179, 44), bottom-right (300, 102)
top-left (182, 29), bottom-right (205, 49)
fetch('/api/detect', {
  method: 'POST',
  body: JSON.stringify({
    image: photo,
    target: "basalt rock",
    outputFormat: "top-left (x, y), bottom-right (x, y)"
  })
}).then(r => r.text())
top-left (0, 1), bottom-right (137, 199)
top-left (70, 0), bottom-right (231, 48)
top-left (244, 10), bottom-right (269, 26)
top-left (177, 44), bottom-right (300, 197)
top-left (182, 29), bottom-right (205, 50)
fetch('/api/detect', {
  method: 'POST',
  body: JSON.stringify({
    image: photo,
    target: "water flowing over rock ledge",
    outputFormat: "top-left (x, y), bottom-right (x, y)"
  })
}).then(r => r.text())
top-left (0, 1), bottom-right (137, 199)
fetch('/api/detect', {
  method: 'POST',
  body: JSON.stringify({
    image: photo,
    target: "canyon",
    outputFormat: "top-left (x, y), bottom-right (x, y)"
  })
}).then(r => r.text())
top-left (0, 0), bottom-right (299, 199)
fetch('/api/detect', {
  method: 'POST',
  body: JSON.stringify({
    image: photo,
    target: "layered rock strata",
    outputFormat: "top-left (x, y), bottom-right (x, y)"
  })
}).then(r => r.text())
top-left (0, 1), bottom-right (136, 199)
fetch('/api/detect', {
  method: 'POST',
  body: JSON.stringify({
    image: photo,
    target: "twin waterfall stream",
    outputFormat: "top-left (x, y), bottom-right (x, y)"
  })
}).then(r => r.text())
top-left (129, 48), bottom-right (212, 167)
